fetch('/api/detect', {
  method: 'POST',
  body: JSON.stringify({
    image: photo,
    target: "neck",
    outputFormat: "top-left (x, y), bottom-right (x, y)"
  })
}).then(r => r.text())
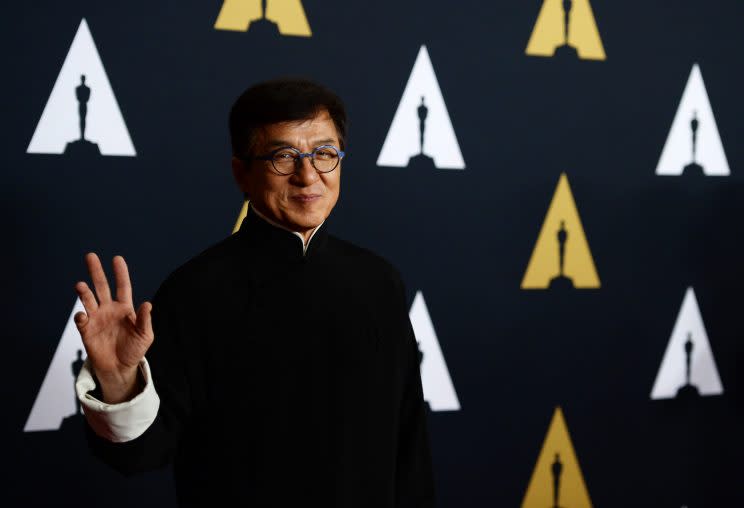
top-left (249, 204), bottom-right (323, 253)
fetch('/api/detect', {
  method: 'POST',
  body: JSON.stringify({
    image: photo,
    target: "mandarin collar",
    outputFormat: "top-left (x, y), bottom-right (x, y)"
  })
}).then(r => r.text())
top-left (236, 206), bottom-right (328, 261)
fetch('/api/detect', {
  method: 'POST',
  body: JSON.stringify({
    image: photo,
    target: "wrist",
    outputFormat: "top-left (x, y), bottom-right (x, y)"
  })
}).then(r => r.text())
top-left (96, 365), bottom-right (143, 404)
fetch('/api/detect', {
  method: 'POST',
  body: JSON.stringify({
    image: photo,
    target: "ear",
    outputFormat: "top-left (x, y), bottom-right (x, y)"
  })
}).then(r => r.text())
top-left (231, 156), bottom-right (250, 194)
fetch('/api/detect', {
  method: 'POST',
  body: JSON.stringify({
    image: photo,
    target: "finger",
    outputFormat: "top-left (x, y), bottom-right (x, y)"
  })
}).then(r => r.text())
top-left (73, 311), bottom-right (88, 329)
top-left (135, 301), bottom-right (153, 338)
top-left (113, 255), bottom-right (133, 307)
top-left (75, 281), bottom-right (98, 313)
top-left (85, 252), bottom-right (112, 304)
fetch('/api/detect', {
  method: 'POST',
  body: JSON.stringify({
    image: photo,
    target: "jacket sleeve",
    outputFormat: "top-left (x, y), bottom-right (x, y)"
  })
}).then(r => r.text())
top-left (77, 356), bottom-right (160, 443)
top-left (393, 277), bottom-right (437, 507)
top-left (83, 276), bottom-right (193, 476)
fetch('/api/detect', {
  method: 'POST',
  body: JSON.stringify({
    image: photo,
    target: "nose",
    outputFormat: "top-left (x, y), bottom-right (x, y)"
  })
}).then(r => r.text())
top-left (292, 155), bottom-right (318, 186)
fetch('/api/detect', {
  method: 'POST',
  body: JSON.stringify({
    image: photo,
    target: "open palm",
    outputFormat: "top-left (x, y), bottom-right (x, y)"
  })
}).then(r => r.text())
top-left (74, 253), bottom-right (153, 402)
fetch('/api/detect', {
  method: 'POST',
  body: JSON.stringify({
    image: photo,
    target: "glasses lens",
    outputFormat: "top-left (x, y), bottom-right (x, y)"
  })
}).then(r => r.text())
top-left (272, 148), bottom-right (299, 174)
top-left (312, 146), bottom-right (339, 172)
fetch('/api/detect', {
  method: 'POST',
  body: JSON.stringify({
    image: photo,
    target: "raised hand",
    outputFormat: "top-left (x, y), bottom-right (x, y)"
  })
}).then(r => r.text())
top-left (74, 253), bottom-right (154, 404)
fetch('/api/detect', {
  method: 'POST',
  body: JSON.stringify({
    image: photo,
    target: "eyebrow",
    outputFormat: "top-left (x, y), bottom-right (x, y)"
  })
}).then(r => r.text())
top-left (266, 138), bottom-right (337, 148)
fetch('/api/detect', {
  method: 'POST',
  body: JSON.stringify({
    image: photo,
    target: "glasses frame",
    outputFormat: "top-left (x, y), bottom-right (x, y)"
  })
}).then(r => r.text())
top-left (247, 144), bottom-right (346, 175)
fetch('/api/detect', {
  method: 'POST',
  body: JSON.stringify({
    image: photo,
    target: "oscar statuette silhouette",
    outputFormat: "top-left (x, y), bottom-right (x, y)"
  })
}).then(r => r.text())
top-left (59, 349), bottom-right (86, 432)
top-left (64, 75), bottom-right (101, 156)
top-left (682, 111), bottom-right (705, 175)
top-left (553, 0), bottom-right (579, 59)
top-left (551, 452), bottom-right (563, 508)
top-left (72, 349), bottom-right (85, 415)
top-left (247, 0), bottom-right (281, 36)
top-left (549, 220), bottom-right (575, 289)
top-left (676, 332), bottom-right (700, 399)
top-left (407, 96), bottom-right (437, 170)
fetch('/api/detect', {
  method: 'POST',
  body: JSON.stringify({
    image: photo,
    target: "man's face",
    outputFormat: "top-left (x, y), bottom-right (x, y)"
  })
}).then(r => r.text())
top-left (232, 109), bottom-right (341, 234)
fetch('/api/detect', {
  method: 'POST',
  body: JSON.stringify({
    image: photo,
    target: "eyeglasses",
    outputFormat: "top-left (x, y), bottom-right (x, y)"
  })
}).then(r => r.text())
top-left (248, 145), bottom-right (345, 175)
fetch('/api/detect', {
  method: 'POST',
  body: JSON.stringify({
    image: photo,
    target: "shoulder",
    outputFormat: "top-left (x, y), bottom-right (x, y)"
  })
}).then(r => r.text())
top-left (153, 233), bottom-right (244, 302)
top-left (326, 235), bottom-right (398, 273)
top-left (326, 235), bottom-right (405, 290)
top-left (326, 235), bottom-right (410, 332)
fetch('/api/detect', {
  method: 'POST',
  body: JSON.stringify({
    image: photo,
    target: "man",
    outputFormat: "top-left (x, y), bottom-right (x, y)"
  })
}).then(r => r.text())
top-left (73, 78), bottom-right (436, 507)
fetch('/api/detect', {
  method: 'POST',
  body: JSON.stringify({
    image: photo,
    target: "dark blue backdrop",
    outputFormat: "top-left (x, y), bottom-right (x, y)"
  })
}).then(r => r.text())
top-left (4, 1), bottom-right (743, 506)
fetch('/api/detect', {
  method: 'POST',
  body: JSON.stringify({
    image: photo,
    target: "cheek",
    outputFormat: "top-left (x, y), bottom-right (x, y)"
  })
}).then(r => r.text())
top-left (246, 174), bottom-right (288, 207)
top-left (322, 178), bottom-right (340, 206)
top-left (256, 175), bottom-right (287, 199)
top-left (323, 170), bottom-right (341, 194)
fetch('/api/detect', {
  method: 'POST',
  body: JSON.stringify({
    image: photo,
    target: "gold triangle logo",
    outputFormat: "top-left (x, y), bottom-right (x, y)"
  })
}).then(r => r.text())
top-left (522, 407), bottom-right (593, 508)
top-left (214, 0), bottom-right (312, 37)
top-left (525, 0), bottom-right (606, 60)
top-left (521, 173), bottom-right (600, 289)
top-left (233, 200), bottom-right (249, 233)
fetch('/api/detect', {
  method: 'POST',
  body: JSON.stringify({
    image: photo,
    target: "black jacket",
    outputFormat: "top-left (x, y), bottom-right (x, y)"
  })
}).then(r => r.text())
top-left (85, 209), bottom-right (436, 507)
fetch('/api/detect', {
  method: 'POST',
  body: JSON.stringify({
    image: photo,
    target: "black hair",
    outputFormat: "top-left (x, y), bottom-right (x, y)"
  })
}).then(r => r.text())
top-left (229, 77), bottom-right (347, 157)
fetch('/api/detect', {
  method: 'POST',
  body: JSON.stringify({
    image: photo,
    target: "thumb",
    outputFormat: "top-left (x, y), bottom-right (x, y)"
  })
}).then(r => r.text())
top-left (74, 311), bottom-right (88, 329)
top-left (135, 301), bottom-right (153, 338)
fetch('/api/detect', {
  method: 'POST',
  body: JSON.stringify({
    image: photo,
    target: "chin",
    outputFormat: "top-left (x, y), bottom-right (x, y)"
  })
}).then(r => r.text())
top-left (285, 209), bottom-right (327, 231)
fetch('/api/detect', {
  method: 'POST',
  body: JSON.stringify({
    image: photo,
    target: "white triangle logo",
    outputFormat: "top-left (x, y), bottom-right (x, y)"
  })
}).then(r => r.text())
top-left (24, 299), bottom-right (88, 432)
top-left (27, 19), bottom-right (136, 157)
top-left (377, 45), bottom-right (465, 170)
top-left (409, 291), bottom-right (460, 411)
top-left (650, 287), bottom-right (723, 400)
top-left (655, 64), bottom-right (729, 176)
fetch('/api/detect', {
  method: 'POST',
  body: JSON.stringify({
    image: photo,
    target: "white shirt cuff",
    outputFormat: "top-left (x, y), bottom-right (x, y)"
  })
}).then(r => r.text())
top-left (75, 357), bottom-right (160, 443)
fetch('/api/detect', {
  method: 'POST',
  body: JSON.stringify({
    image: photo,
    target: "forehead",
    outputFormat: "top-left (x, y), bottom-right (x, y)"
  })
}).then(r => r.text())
top-left (257, 109), bottom-right (339, 148)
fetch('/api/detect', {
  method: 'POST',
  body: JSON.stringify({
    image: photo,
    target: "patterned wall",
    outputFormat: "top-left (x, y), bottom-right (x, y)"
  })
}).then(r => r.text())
top-left (7, 1), bottom-right (744, 506)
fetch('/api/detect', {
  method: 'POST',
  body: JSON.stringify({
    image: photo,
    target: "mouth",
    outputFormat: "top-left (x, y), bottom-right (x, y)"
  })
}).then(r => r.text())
top-left (290, 194), bottom-right (321, 204)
